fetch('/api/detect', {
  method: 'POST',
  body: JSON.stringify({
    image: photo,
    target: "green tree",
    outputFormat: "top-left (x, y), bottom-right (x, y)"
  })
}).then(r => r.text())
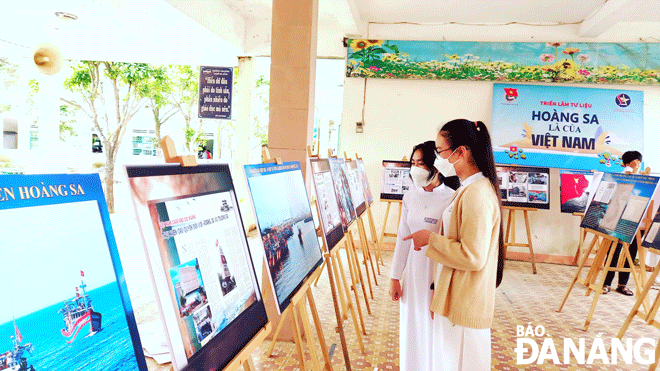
top-left (166, 65), bottom-right (206, 153)
top-left (61, 61), bottom-right (159, 213)
top-left (59, 104), bottom-right (78, 141)
top-left (141, 65), bottom-right (177, 149)
top-left (253, 75), bottom-right (269, 146)
top-left (0, 57), bottom-right (19, 113)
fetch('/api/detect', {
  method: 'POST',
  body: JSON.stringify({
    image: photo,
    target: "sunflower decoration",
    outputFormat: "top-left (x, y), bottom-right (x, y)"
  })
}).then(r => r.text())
top-left (350, 39), bottom-right (369, 51)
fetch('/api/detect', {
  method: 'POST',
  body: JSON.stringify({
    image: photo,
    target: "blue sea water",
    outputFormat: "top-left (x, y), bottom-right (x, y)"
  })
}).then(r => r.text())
top-left (0, 282), bottom-right (140, 371)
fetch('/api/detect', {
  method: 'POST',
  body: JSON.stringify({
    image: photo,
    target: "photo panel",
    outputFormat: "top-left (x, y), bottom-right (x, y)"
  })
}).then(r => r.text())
top-left (581, 172), bottom-right (660, 244)
top-left (356, 159), bottom-right (374, 205)
top-left (244, 162), bottom-right (324, 314)
top-left (496, 165), bottom-right (551, 209)
top-left (329, 157), bottom-right (357, 227)
top-left (126, 164), bottom-right (266, 371)
top-left (381, 160), bottom-right (413, 200)
top-left (0, 174), bottom-right (146, 371)
top-left (559, 169), bottom-right (604, 214)
top-left (310, 158), bottom-right (346, 251)
top-left (345, 160), bottom-right (367, 217)
top-left (642, 209), bottom-right (660, 253)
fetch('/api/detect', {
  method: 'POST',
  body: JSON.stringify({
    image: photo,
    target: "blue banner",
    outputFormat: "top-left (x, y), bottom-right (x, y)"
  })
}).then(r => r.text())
top-left (491, 83), bottom-right (643, 172)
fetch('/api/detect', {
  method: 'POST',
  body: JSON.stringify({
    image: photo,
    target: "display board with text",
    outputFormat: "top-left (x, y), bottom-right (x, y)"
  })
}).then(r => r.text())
top-left (496, 165), bottom-right (551, 209)
top-left (581, 172), bottom-right (660, 244)
top-left (310, 158), bottom-right (346, 251)
top-left (126, 164), bottom-right (267, 370)
top-left (380, 160), bottom-right (413, 200)
top-left (559, 169), bottom-right (604, 214)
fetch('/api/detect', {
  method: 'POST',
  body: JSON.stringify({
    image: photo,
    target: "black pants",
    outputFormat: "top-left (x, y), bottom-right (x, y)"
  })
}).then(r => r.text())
top-left (604, 239), bottom-right (638, 287)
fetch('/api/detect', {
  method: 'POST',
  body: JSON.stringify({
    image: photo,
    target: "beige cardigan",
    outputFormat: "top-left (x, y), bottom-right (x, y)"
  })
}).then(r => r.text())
top-left (425, 177), bottom-right (501, 329)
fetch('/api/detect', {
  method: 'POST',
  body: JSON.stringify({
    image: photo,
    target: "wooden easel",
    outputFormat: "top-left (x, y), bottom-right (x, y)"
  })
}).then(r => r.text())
top-left (503, 206), bottom-right (537, 274)
top-left (344, 152), bottom-right (379, 298)
top-left (259, 147), bottom-right (334, 371)
top-left (355, 152), bottom-right (383, 271)
top-left (557, 228), bottom-right (646, 331)
top-left (161, 136), bottom-right (270, 371)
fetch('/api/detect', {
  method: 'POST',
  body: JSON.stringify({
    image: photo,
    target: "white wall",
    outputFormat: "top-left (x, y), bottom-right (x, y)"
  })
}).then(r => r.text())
top-left (340, 24), bottom-right (660, 257)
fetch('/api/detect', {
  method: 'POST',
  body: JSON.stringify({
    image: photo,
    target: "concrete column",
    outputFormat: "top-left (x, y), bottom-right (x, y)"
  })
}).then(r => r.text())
top-left (267, 0), bottom-right (319, 175)
top-left (234, 57), bottom-right (256, 230)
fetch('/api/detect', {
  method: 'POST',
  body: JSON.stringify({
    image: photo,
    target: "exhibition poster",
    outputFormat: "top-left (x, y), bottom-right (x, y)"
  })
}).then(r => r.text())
top-left (642, 210), bottom-right (660, 253)
top-left (496, 165), bottom-right (551, 209)
top-left (381, 160), bottom-right (413, 200)
top-left (345, 160), bottom-right (367, 217)
top-left (310, 158), bottom-right (346, 251)
top-left (126, 164), bottom-right (266, 371)
top-left (559, 169), bottom-right (604, 214)
top-left (356, 159), bottom-right (374, 205)
top-left (581, 172), bottom-right (660, 244)
top-left (491, 83), bottom-right (643, 172)
top-left (329, 157), bottom-right (357, 228)
top-left (244, 162), bottom-right (324, 314)
top-left (0, 174), bottom-right (146, 371)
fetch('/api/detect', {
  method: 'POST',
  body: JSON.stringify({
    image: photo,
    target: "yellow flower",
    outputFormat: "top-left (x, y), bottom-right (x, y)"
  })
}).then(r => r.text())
top-left (521, 66), bottom-right (540, 73)
top-left (366, 40), bottom-right (383, 47)
top-left (562, 47), bottom-right (580, 56)
top-left (445, 54), bottom-right (460, 60)
top-left (350, 39), bottom-right (369, 51)
top-left (642, 69), bottom-right (658, 77)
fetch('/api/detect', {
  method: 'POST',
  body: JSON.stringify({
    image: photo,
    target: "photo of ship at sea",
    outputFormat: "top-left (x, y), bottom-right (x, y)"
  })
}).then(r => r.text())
top-left (0, 200), bottom-right (142, 371)
top-left (245, 162), bottom-right (324, 313)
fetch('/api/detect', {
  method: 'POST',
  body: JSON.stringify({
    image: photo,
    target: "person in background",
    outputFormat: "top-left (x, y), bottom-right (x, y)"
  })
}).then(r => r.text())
top-left (389, 140), bottom-right (457, 371)
top-left (404, 119), bottom-right (505, 371)
top-left (603, 150), bottom-right (645, 295)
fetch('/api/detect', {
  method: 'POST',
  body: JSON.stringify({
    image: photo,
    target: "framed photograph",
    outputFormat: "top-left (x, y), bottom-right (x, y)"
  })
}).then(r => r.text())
top-left (126, 164), bottom-right (267, 371)
top-left (244, 162), bottom-right (324, 314)
top-left (310, 158), bottom-right (346, 251)
top-left (0, 174), bottom-right (147, 371)
top-left (345, 160), bottom-right (367, 217)
top-left (642, 209), bottom-right (660, 253)
top-left (581, 172), bottom-right (660, 244)
top-left (559, 170), bottom-right (604, 214)
top-left (381, 160), bottom-right (413, 200)
top-left (496, 165), bottom-right (551, 209)
top-left (329, 157), bottom-right (357, 228)
top-left (356, 159), bottom-right (374, 205)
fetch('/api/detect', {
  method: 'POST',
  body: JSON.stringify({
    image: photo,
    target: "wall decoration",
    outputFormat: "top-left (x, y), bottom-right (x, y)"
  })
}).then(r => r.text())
top-left (244, 162), bottom-right (324, 314)
top-left (496, 165), bottom-right (551, 209)
top-left (345, 39), bottom-right (660, 85)
top-left (198, 66), bottom-right (232, 119)
top-left (310, 158), bottom-right (346, 251)
top-left (329, 157), bottom-right (357, 228)
top-left (559, 170), bottom-right (604, 214)
top-left (381, 160), bottom-right (413, 200)
top-left (492, 83), bottom-right (643, 172)
top-left (126, 164), bottom-right (267, 370)
top-left (581, 172), bottom-right (660, 244)
top-left (0, 174), bottom-right (147, 371)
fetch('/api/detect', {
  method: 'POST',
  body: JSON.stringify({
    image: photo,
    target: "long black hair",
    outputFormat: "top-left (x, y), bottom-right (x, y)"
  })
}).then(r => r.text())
top-left (438, 119), bottom-right (505, 287)
top-left (410, 141), bottom-right (461, 190)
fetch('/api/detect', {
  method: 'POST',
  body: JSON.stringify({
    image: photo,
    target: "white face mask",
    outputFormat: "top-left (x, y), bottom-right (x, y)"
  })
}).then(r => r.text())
top-left (409, 165), bottom-right (432, 187)
top-left (434, 149), bottom-right (458, 178)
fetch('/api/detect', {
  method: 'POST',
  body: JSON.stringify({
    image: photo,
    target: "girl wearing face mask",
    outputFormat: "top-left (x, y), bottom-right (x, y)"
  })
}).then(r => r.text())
top-left (389, 140), bottom-right (459, 371)
top-left (404, 119), bottom-right (505, 371)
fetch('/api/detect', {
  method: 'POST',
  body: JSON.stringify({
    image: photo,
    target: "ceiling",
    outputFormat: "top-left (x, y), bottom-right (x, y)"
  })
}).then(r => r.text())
top-left (1, 0), bottom-right (660, 66)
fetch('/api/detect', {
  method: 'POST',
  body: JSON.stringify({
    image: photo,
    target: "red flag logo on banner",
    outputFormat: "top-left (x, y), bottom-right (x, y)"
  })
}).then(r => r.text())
top-left (14, 323), bottom-right (22, 343)
top-left (80, 270), bottom-right (85, 277)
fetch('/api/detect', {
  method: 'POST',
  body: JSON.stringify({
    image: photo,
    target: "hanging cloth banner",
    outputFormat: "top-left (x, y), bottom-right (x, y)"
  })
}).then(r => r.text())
top-left (491, 83), bottom-right (643, 172)
top-left (345, 39), bottom-right (660, 85)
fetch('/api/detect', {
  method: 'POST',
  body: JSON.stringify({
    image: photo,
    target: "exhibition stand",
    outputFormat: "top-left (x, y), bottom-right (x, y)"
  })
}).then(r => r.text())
top-left (503, 206), bottom-right (538, 274)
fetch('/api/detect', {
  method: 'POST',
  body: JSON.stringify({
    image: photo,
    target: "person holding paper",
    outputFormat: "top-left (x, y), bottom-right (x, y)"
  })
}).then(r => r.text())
top-left (389, 140), bottom-right (457, 371)
top-left (603, 150), bottom-right (644, 295)
top-left (404, 119), bottom-right (505, 371)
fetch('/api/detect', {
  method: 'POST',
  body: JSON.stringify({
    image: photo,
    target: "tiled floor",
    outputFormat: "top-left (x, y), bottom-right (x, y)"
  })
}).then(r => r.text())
top-left (250, 249), bottom-right (660, 370)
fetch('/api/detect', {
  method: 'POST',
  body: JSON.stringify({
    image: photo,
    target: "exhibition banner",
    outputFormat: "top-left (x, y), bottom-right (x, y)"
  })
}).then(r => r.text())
top-left (346, 39), bottom-right (660, 85)
top-left (491, 83), bottom-right (643, 172)
top-left (0, 174), bottom-right (146, 371)
top-left (642, 210), bottom-right (660, 253)
top-left (580, 172), bottom-right (660, 244)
